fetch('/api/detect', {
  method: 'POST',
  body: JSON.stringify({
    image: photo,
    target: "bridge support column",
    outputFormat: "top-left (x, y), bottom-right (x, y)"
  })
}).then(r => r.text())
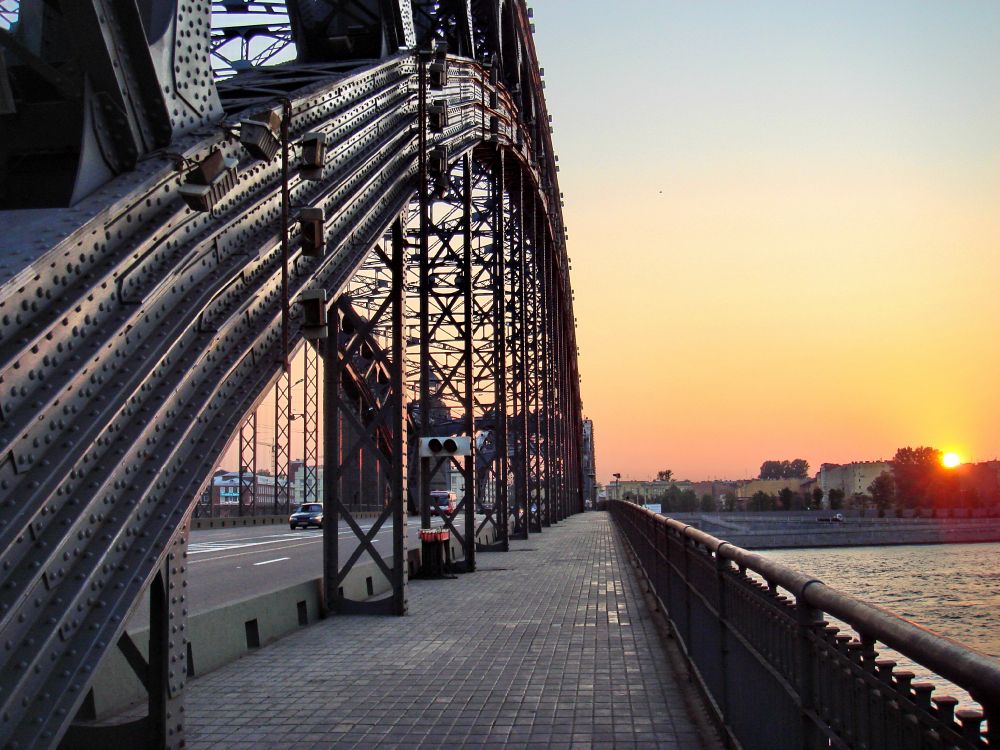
top-left (303, 341), bottom-right (321, 504)
top-left (323, 219), bottom-right (408, 615)
top-left (507, 168), bottom-right (530, 540)
top-left (473, 145), bottom-right (510, 552)
top-left (526, 196), bottom-right (544, 534)
top-left (237, 414), bottom-right (258, 517)
top-left (413, 57), bottom-right (478, 571)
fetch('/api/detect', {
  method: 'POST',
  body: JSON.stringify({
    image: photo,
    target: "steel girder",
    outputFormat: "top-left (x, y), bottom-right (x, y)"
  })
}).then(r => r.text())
top-left (287, 0), bottom-right (415, 62)
top-left (412, 62), bottom-right (477, 570)
top-left (0, 0), bottom-right (221, 207)
top-left (238, 412), bottom-right (259, 514)
top-left (505, 165), bottom-right (529, 539)
top-left (468, 149), bottom-right (508, 552)
top-left (324, 220), bottom-right (407, 614)
top-left (272, 373), bottom-right (292, 512)
top-left (303, 340), bottom-right (321, 503)
top-left (0, 4), bottom-right (579, 748)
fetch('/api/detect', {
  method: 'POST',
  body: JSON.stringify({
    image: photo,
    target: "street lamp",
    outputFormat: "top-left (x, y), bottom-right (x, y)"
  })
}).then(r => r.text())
top-left (612, 473), bottom-right (621, 503)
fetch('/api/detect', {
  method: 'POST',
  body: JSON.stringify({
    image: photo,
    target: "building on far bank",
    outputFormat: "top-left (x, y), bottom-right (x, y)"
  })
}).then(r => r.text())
top-left (819, 461), bottom-right (892, 503)
top-left (608, 478), bottom-right (695, 502)
top-left (199, 470), bottom-right (282, 516)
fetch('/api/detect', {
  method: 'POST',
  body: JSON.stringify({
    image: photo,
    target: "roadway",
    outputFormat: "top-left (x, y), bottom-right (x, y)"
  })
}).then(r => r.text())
top-left (127, 515), bottom-right (462, 629)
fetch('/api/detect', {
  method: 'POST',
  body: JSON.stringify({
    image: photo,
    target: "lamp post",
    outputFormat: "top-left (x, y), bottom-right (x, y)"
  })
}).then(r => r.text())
top-left (613, 472), bottom-right (621, 503)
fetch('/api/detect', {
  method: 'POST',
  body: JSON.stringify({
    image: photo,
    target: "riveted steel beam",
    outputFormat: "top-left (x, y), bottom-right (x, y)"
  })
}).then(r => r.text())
top-left (0, 3), bottom-right (579, 744)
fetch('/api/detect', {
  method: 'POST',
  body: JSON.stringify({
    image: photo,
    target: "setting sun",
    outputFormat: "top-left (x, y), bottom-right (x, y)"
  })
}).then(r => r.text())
top-left (942, 452), bottom-right (962, 468)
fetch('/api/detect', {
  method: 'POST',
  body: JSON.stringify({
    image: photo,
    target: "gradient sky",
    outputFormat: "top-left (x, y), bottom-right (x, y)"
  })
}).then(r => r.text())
top-left (532, 1), bottom-right (1000, 482)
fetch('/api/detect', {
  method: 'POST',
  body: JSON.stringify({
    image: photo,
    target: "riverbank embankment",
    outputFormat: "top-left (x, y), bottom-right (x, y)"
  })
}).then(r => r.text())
top-left (659, 510), bottom-right (1000, 550)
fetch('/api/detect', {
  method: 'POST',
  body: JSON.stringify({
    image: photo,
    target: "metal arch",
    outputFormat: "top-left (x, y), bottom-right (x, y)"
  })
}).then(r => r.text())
top-left (209, 1), bottom-right (293, 80)
top-left (0, 0), bottom-right (17, 28)
top-left (411, 0), bottom-right (474, 57)
top-left (0, 1), bottom-right (579, 745)
top-left (286, 0), bottom-right (414, 62)
top-left (0, 0), bottom-right (220, 207)
top-left (470, 0), bottom-right (501, 64)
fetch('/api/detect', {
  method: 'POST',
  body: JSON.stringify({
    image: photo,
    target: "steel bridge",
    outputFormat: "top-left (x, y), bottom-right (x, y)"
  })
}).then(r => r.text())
top-left (0, 1), bottom-right (584, 746)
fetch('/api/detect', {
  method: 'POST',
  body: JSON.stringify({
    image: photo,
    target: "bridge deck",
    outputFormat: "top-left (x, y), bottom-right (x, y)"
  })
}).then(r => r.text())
top-left (184, 513), bottom-right (715, 748)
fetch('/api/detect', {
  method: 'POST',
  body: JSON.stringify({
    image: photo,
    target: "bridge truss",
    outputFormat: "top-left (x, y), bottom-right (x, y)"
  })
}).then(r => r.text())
top-left (0, 0), bottom-right (582, 747)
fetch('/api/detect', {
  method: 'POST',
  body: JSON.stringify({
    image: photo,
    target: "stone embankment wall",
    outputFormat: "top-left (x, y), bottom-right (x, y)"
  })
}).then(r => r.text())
top-left (663, 511), bottom-right (1000, 550)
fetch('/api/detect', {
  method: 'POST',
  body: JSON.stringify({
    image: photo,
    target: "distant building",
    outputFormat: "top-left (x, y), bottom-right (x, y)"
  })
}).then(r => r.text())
top-left (819, 461), bottom-right (892, 504)
top-left (293, 464), bottom-right (324, 505)
top-left (609, 479), bottom-right (694, 502)
top-left (200, 470), bottom-right (283, 515)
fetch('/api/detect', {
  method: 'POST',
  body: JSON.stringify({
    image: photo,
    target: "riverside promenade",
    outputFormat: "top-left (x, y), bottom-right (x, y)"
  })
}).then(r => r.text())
top-left (184, 513), bottom-right (719, 749)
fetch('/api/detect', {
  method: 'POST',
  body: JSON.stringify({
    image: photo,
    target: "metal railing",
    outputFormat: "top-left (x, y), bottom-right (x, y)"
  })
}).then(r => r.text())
top-left (609, 500), bottom-right (998, 750)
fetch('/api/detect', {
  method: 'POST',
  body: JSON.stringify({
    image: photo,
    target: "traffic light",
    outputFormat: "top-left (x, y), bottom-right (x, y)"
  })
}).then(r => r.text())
top-left (419, 436), bottom-right (471, 458)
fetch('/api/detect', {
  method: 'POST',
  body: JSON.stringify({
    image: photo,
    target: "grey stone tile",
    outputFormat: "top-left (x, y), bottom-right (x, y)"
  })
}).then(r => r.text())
top-left (183, 514), bottom-right (711, 749)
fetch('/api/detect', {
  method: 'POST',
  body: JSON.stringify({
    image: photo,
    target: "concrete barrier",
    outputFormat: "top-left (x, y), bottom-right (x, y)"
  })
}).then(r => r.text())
top-left (89, 521), bottom-right (505, 719)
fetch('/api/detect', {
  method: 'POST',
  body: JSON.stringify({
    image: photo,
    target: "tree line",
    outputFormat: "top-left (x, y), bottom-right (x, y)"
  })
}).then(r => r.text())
top-left (639, 447), bottom-right (998, 514)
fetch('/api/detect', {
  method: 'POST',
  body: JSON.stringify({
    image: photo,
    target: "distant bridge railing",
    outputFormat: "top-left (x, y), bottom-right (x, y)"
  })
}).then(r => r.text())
top-left (609, 500), bottom-right (998, 750)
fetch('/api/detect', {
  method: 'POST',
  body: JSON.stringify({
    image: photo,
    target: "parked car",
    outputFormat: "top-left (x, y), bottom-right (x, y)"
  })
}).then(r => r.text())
top-left (289, 503), bottom-right (323, 529)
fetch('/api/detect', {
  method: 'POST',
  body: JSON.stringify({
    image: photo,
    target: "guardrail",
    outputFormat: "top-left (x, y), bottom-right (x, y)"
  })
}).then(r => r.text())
top-left (608, 500), bottom-right (998, 750)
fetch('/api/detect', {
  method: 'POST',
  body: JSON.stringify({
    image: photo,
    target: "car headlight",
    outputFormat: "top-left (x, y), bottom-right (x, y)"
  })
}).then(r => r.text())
top-left (314, 515), bottom-right (323, 522)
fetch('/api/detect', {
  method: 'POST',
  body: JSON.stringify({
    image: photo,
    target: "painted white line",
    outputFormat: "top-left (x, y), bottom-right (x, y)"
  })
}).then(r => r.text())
top-left (187, 540), bottom-right (321, 564)
top-left (253, 557), bottom-right (290, 566)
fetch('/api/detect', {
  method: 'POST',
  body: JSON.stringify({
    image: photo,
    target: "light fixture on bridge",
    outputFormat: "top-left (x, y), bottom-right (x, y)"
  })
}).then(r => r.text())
top-left (239, 109), bottom-right (282, 162)
top-left (300, 289), bottom-right (328, 340)
top-left (299, 207), bottom-right (325, 256)
top-left (429, 145), bottom-right (449, 197)
top-left (428, 99), bottom-right (448, 132)
top-left (419, 436), bottom-right (472, 458)
top-left (429, 42), bottom-right (448, 89)
top-left (300, 132), bottom-right (327, 180)
top-left (429, 145), bottom-right (448, 177)
top-left (177, 150), bottom-right (239, 212)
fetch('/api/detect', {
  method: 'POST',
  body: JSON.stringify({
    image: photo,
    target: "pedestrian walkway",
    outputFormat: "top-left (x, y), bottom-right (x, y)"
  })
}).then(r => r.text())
top-left (185, 513), bottom-right (716, 749)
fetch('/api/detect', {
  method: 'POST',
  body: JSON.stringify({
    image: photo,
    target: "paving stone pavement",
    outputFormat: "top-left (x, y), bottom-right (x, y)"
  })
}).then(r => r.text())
top-left (184, 512), bottom-right (713, 749)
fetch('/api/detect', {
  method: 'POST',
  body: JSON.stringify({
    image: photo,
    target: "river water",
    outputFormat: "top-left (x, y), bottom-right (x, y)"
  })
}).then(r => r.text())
top-left (763, 542), bottom-right (1000, 709)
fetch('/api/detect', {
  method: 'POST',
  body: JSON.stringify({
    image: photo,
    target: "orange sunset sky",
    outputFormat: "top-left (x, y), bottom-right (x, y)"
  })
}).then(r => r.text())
top-left (534, 1), bottom-right (1000, 482)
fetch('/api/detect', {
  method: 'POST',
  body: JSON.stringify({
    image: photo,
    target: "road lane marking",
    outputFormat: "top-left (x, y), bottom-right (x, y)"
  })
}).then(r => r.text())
top-left (253, 557), bottom-right (290, 566)
top-left (189, 528), bottom-right (376, 555)
top-left (188, 540), bottom-right (321, 564)
top-left (187, 520), bottom-right (443, 561)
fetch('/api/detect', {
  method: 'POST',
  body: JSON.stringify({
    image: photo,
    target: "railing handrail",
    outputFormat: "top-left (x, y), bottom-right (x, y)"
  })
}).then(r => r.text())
top-left (620, 501), bottom-right (1000, 707)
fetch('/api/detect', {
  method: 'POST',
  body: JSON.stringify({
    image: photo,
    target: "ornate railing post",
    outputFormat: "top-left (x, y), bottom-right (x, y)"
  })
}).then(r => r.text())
top-left (796, 581), bottom-right (824, 749)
